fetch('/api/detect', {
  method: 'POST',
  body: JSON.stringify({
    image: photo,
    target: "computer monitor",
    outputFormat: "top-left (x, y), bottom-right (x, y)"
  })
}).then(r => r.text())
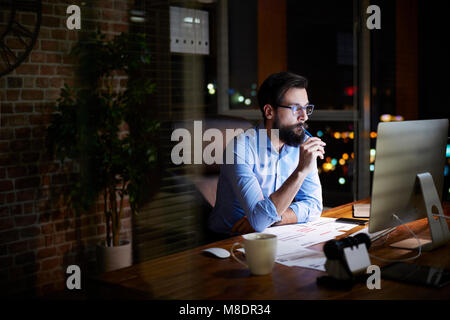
top-left (368, 118), bottom-right (450, 251)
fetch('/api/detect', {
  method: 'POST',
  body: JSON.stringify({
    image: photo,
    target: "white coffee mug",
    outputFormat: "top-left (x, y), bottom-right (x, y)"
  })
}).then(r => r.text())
top-left (230, 233), bottom-right (277, 275)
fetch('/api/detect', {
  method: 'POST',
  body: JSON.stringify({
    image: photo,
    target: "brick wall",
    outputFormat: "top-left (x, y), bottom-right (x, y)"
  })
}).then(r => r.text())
top-left (0, 0), bottom-right (133, 296)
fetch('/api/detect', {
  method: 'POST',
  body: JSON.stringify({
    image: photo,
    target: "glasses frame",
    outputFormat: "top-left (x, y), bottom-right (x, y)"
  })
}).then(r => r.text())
top-left (274, 104), bottom-right (315, 116)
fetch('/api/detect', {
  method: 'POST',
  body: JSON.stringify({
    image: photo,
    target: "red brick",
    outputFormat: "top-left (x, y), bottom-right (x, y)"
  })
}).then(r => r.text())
top-left (6, 90), bottom-right (20, 100)
top-left (41, 16), bottom-right (60, 28)
top-left (62, 55), bottom-right (76, 65)
top-left (49, 77), bottom-right (63, 88)
top-left (37, 247), bottom-right (56, 259)
top-left (36, 78), bottom-right (49, 88)
top-left (7, 77), bottom-right (22, 88)
top-left (3, 114), bottom-right (28, 126)
top-left (0, 128), bottom-right (14, 140)
top-left (30, 139), bottom-right (44, 151)
top-left (22, 90), bottom-right (44, 100)
top-left (57, 243), bottom-right (71, 255)
top-left (14, 127), bottom-right (31, 139)
top-left (42, 3), bottom-right (53, 15)
top-left (64, 230), bottom-right (76, 242)
top-left (51, 174), bottom-right (67, 185)
top-left (46, 53), bottom-right (62, 64)
top-left (31, 52), bottom-right (46, 63)
top-left (1, 104), bottom-right (13, 113)
top-left (68, 31), bottom-right (78, 41)
top-left (11, 205), bottom-right (22, 215)
top-left (9, 241), bottom-right (29, 254)
top-left (51, 30), bottom-right (66, 40)
top-left (0, 141), bottom-right (8, 153)
top-left (15, 177), bottom-right (40, 189)
top-left (45, 89), bottom-right (60, 100)
top-left (41, 175), bottom-right (51, 186)
top-left (28, 165), bottom-right (38, 176)
top-left (24, 77), bottom-right (34, 88)
top-left (15, 64), bottom-right (39, 75)
top-left (0, 180), bottom-right (13, 192)
top-left (113, 23), bottom-right (128, 33)
top-left (41, 40), bottom-right (59, 51)
top-left (0, 218), bottom-right (13, 231)
top-left (0, 230), bottom-right (19, 243)
top-left (17, 190), bottom-right (35, 202)
top-left (20, 226), bottom-right (40, 238)
top-left (54, 233), bottom-right (65, 245)
top-left (55, 221), bottom-right (70, 232)
top-left (45, 235), bottom-right (53, 247)
top-left (57, 66), bottom-right (73, 76)
top-left (98, 0), bottom-right (114, 9)
top-left (102, 9), bottom-right (121, 21)
top-left (54, 4), bottom-right (70, 16)
top-left (15, 103), bottom-right (34, 113)
top-left (40, 65), bottom-right (56, 75)
top-left (7, 166), bottom-right (27, 178)
top-left (114, 1), bottom-right (128, 10)
top-left (6, 38), bottom-right (24, 49)
top-left (41, 224), bottom-right (53, 234)
top-left (15, 215), bottom-right (37, 227)
top-left (32, 126), bottom-right (46, 138)
top-left (22, 152), bottom-right (40, 163)
top-left (10, 140), bottom-right (31, 152)
top-left (20, 13), bottom-right (37, 26)
top-left (29, 114), bottom-right (51, 125)
top-left (4, 193), bottom-right (15, 204)
top-left (80, 226), bottom-right (97, 238)
top-left (34, 104), bottom-right (54, 113)
top-left (38, 28), bottom-right (51, 38)
top-left (23, 203), bottom-right (34, 214)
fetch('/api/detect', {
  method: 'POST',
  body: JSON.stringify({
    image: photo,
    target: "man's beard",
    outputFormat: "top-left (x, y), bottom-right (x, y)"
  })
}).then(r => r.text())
top-left (273, 117), bottom-right (308, 147)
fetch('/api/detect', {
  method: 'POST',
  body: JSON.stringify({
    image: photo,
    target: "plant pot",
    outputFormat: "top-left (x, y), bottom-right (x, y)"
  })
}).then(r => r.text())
top-left (96, 240), bottom-right (132, 273)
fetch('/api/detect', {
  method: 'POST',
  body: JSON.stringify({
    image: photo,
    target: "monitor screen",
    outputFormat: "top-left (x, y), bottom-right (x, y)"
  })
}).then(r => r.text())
top-left (369, 119), bottom-right (448, 234)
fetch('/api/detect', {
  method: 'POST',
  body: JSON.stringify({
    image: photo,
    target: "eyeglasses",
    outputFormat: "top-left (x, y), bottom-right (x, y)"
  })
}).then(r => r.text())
top-left (274, 104), bottom-right (314, 116)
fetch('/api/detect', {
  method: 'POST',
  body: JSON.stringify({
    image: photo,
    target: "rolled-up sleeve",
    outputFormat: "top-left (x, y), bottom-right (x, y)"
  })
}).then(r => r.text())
top-left (288, 168), bottom-right (323, 223)
top-left (221, 134), bottom-right (282, 232)
top-left (223, 161), bottom-right (281, 232)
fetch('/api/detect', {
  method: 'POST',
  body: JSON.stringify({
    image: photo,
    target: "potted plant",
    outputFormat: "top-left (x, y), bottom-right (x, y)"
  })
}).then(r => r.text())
top-left (48, 31), bottom-right (159, 272)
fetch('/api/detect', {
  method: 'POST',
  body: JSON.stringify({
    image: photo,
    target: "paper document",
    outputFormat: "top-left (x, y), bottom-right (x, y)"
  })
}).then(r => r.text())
top-left (260, 217), bottom-right (357, 271)
top-left (276, 247), bottom-right (326, 271)
top-left (263, 217), bottom-right (356, 249)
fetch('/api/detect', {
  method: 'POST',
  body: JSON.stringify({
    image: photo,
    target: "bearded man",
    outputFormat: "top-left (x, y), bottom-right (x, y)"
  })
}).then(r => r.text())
top-left (208, 72), bottom-right (326, 236)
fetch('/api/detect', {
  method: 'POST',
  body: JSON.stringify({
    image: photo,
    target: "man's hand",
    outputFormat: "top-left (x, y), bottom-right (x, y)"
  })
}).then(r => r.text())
top-left (297, 137), bottom-right (326, 174)
top-left (230, 216), bottom-right (255, 235)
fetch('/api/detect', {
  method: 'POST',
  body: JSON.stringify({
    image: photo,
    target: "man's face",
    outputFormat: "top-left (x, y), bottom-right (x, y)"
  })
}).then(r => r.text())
top-left (272, 87), bottom-right (309, 147)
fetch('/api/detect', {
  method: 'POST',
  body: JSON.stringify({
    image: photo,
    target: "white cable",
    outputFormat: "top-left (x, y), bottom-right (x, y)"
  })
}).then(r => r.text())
top-left (368, 213), bottom-right (422, 263)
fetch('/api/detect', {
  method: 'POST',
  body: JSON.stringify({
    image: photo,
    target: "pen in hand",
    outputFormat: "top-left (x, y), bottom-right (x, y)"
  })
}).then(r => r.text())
top-left (304, 129), bottom-right (313, 138)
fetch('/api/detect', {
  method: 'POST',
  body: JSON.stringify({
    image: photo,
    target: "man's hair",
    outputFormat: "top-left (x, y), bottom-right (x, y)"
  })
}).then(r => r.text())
top-left (257, 72), bottom-right (308, 120)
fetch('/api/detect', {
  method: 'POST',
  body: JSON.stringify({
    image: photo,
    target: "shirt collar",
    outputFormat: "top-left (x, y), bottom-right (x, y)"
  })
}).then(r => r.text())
top-left (255, 122), bottom-right (296, 158)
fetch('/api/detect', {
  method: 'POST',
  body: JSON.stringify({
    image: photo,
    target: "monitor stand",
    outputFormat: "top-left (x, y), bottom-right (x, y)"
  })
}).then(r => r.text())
top-left (389, 172), bottom-right (450, 251)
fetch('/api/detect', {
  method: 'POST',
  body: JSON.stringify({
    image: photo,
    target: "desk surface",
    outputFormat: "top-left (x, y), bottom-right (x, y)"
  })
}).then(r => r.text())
top-left (95, 199), bottom-right (450, 299)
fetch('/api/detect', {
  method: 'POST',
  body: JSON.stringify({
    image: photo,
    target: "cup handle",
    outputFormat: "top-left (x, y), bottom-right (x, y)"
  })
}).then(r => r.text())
top-left (231, 242), bottom-right (247, 267)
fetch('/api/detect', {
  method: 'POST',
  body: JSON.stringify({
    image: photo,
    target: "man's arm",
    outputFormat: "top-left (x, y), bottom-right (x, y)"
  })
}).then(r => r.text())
top-left (273, 208), bottom-right (298, 226)
top-left (230, 137), bottom-right (325, 233)
top-left (269, 137), bottom-right (325, 216)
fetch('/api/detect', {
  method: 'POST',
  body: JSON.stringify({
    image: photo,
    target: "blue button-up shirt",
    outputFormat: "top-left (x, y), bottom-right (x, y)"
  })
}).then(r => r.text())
top-left (208, 122), bottom-right (323, 234)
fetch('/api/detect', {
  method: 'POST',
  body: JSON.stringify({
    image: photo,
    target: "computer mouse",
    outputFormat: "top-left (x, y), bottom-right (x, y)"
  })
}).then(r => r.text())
top-left (202, 247), bottom-right (230, 259)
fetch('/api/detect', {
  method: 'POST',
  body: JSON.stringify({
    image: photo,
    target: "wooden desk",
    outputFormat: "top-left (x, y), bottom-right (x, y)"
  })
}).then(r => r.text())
top-left (94, 200), bottom-right (450, 299)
